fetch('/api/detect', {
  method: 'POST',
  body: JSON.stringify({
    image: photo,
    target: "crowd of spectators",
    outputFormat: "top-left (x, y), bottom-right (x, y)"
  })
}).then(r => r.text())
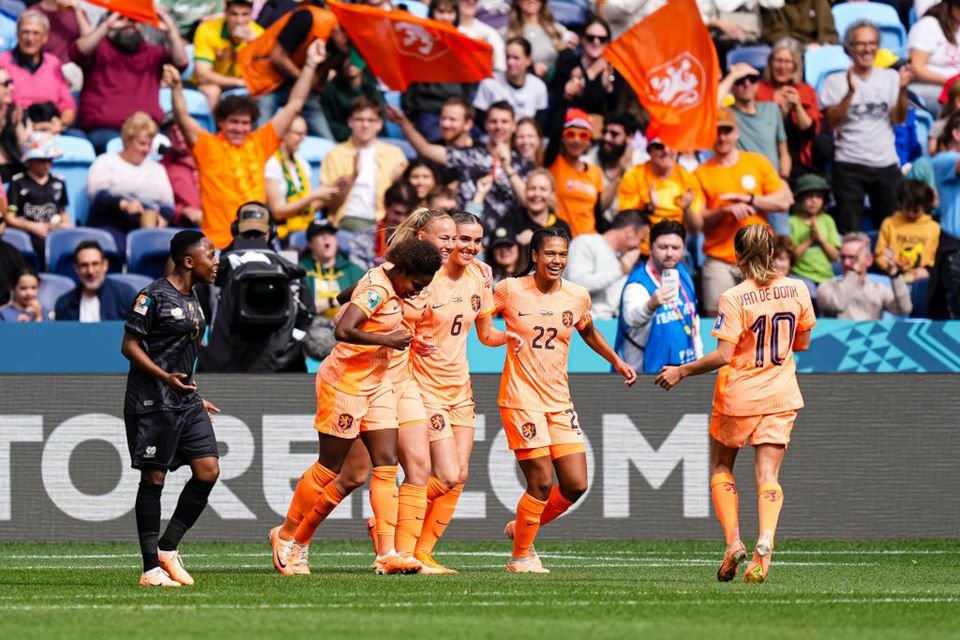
top-left (0, 0), bottom-right (958, 372)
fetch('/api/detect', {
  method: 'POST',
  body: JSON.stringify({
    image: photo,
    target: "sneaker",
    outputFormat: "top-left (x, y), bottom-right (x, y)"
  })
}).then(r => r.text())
top-left (269, 526), bottom-right (298, 576)
top-left (139, 566), bottom-right (181, 587)
top-left (414, 550), bottom-right (458, 575)
top-left (506, 554), bottom-right (550, 574)
top-left (158, 549), bottom-right (194, 586)
top-left (374, 550), bottom-right (420, 575)
top-left (290, 542), bottom-right (311, 575)
top-left (366, 517), bottom-right (378, 556)
top-left (716, 540), bottom-right (747, 582)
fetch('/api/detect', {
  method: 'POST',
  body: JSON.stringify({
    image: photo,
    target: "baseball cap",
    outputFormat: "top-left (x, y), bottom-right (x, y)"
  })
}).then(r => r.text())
top-left (716, 107), bottom-right (738, 129)
top-left (490, 227), bottom-right (517, 248)
top-left (563, 107), bottom-right (593, 132)
top-left (237, 201), bottom-right (271, 235)
top-left (306, 219), bottom-right (337, 240)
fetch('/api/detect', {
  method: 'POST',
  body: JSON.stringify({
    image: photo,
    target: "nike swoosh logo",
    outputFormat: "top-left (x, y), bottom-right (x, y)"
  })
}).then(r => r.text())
top-left (275, 549), bottom-right (287, 569)
top-left (518, 312), bottom-right (531, 316)
top-left (432, 304), bottom-right (444, 309)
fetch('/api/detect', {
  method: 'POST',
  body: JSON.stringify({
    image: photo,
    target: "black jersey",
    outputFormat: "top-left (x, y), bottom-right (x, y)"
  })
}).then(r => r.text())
top-left (124, 278), bottom-right (206, 415)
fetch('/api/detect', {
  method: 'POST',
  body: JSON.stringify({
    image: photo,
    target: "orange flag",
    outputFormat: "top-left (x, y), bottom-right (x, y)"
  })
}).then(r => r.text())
top-left (328, 1), bottom-right (493, 91)
top-left (84, 0), bottom-right (159, 26)
top-left (603, 0), bottom-right (719, 150)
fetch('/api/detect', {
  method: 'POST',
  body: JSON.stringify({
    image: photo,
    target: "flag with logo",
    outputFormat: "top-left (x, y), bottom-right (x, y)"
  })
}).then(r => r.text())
top-left (84, 0), bottom-right (159, 26)
top-left (328, 0), bottom-right (493, 91)
top-left (602, 0), bottom-right (719, 150)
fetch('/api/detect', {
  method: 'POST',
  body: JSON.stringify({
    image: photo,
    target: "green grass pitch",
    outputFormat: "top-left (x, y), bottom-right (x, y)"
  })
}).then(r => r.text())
top-left (2, 540), bottom-right (959, 639)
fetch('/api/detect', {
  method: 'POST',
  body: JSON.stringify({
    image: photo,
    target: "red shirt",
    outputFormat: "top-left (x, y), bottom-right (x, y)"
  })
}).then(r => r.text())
top-left (755, 80), bottom-right (821, 169)
top-left (159, 151), bottom-right (202, 226)
top-left (37, 6), bottom-right (84, 63)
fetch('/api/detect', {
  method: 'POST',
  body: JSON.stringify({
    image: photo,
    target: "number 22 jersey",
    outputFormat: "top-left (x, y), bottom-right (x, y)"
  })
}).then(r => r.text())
top-left (494, 276), bottom-right (592, 412)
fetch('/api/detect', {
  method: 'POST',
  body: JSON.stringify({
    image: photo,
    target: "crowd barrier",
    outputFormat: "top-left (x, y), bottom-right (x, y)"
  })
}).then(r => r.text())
top-left (0, 374), bottom-right (955, 542)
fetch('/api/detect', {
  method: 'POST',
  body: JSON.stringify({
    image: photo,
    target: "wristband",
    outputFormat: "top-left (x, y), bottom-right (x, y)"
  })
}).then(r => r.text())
top-left (748, 194), bottom-right (755, 206)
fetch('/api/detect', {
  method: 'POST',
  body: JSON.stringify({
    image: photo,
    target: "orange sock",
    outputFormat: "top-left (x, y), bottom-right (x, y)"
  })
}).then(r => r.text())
top-left (512, 492), bottom-right (547, 558)
top-left (370, 465), bottom-right (399, 553)
top-left (757, 481), bottom-right (783, 544)
top-left (395, 483), bottom-right (427, 555)
top-left (416, 483), bottom-right (462, 554)
top-left (294, 482), bottom-right (345, 544)
top-left (539, 485), bottom-right (574, 527)
top-left (426, 476), bottom-right (451, 502)
top-left (281, 462), bottom-right (337, 537)
top-left (710, 473), bottom-right (740, 545)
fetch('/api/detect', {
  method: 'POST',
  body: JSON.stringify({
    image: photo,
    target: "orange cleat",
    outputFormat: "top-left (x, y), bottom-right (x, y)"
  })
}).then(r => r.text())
top-left (373, 550), bottom-right (421, 575)
top-left (290, 542), bottom-right (311, 575)
top-left (414, 550), bottom-right (458, 575)
top-left (269, 526), bottom-right (298, 576)
top-left (744, 535), bottom-right (773, 584)
top-left (158, 549), bottom-right (194, 586)
top-left (506, 554), bottom-right (550, 574)
top-left (139, 566), bottom-right (181, 587)
top-left (717, 540), bottom-right (747, 582)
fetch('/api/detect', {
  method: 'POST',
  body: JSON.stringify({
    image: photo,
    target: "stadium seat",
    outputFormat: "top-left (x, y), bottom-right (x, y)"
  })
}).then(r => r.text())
top-left (726, 45), bottom-right (772, 72)
top-left (0, 11), bottom-right (15, 52)
top-left (391, 137), bottom-right (417, 160)
top-left (383, 91), bottom-right (404, 139)
top-left (548, 0), bottom-right (587, 30)
top-left (184, 43), bottom-right (195, 84)
top-left (46, 227), bottom-right (121, 278)
top-left (107, 272), bottom-right (153, 293)
top-left (1, 227), bottom-right (39, 270)
top-left (104, 133), bottom-right (172, 160)
top-left (400, 0), bottom-right (429, 18)
top-left (126, 228), bottom-right (179, 279)
top-left (914, 109), bottom-right (933, 155)
top-left (288, 230), bottom-right (307, 251)
top-left (832, 2), bottom-right (907, 57)
top-left (37, 272), bottom-right (75, 311)
top-left (299, 136), bottom-right (335, 176)
top-left (52, 135), bottom-right (96, 227)
top-left (804, 45), bottom-right (851, 92)
top-left (159, 88), bottom-right (216, 132)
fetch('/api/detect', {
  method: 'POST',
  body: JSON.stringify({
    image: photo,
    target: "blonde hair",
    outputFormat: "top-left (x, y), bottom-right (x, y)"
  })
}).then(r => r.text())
top-left (388, 208), bottom-right (453, 247)
top-left (734, 224), bottom-right (779, 286)
top-left (507, 0), bottom-right (564, 53)
top-left (121, 111), bottom-right (158, 145)
top-left (526, 167), bottom-right (557, 213)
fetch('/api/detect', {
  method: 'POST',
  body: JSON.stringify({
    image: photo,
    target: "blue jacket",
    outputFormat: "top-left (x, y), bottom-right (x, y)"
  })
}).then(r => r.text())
top-left (54, 278), bottom-right (137, 321)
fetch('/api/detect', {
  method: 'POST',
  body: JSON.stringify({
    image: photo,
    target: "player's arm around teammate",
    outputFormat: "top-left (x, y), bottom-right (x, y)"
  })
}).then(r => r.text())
top-left (655, 224), bottom-right (815, 584)
top-left (120, 230), bottom-right (220, 587)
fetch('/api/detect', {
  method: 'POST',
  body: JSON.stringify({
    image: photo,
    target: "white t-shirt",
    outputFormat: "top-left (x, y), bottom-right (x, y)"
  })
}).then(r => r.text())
top-left (264, 153), bottom-right (313, 193)
top-left (78, 294), bottom-right (100, 323)
top-left (86, 152), bottom-right (174, 209)
top-left (908, 16), bottom-right (960, 79)
top-left (459, 20), bottom-right (507, 71)
top-left (473, 71), bottom-right (548, 119)
top-left (819, 67), bottom-right (901, 167)
top-left (342, 144), bottom-right (377, 221)
top-left (563, 233), bottom-right (625, 320)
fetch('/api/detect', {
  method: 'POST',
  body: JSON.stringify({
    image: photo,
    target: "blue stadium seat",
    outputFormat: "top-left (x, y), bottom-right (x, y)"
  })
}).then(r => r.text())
top-left (288, 230), bottom-right (307, 251)
top-left (299, 136), bottom-right (335, 177)
top-left (52, 135), bottom-right (96, 227)
top-left (914, 109), bottom-right (933, 155)
top-left (804, 45), bottom-right (851, 92)
top-left (104, 134), bottom-right (171, 160)
top-left (0, 11), bottom-right (15, 53)
top-left (126, 228), bottom-right (180, 279)
top-left (159, 88), bottom-right (215, 132)
top-left (400, 0), bottom-right (429, 18)
top-left (383, 91), bottom-right (404, 139)
top-left (548, 0), bottom-right (587, 30)
top-left (46, 227), bottom-right (121, 279)
top-left (37, 272), bottom-right (75, 312)
top-left (832, 2), bottom-right (906, 57)
top-left (107, 272), bottom-right (153, 293)
top-left (726, 45), bottom-right (772, 72)
top-left (1, 228), bottom-right (39, 270)
top-left (184, 43), bottom-right (195, 84)
top-left (391, 137), bottom-right (417, 160)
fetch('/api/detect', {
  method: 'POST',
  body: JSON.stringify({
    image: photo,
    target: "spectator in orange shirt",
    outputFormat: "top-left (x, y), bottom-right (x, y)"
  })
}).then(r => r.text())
top-left (545, 107), bottom-right (603, 237)
top-left (694, 108), bottom-right (793, 315)
top-left (162, 39), bottom-right (327, 249)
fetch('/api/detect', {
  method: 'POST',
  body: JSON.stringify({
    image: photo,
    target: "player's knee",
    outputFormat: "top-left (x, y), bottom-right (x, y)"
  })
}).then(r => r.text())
top-left (141, 469), bottom-right (166, 487)
top-left (528, 477), bottom-right (553, 499)
top-left (339, 469), bottom-right (368, 493)
top-left (559, 480), bottom-right (587, 503)
top-left (198, 463), bottom-right (220, 484)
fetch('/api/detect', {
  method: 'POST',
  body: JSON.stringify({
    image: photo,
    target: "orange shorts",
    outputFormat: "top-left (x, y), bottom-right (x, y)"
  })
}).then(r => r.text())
top-left (394, 377), bottom-right (427, 427)
top-left (314, 379), bottom-right (397, 439)
top-left (423, 397), bottom-right (474, 442)
top-left (709, 410), bottom-right (797, 449)
top-left (500, 405), bottom-right (583, 451)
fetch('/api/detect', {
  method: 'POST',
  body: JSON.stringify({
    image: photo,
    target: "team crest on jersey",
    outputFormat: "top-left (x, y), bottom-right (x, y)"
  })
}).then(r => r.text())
top-left (133, 294), bottom-right (151, 316)
top-left (561, 310), bottom-right (574, 327)
top-left (170, 307), bottom-right (184, 319)
top-left (520, 423), bottom-right (537, 440)
top-left (471, 295), bottom-right (481, 312)
top-left (429, 414), bottom-right (446, 432)
top-left (337, 413), bottom-right (354, 432)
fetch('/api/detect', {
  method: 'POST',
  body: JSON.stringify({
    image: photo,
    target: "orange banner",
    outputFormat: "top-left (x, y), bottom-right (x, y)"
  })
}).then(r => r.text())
top-left (84, 0), bottom-right (159, 26)
top-left (603, 0), bottom-right (718, 150)
top-left (328, 0), bottom-right (493, 91)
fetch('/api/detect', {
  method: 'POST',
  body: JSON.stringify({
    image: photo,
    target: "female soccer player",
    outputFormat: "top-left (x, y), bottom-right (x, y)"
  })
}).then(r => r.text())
top-left (120, 229), bottom-right (220, 587)
top-left (272, 218), bottom-right (449, 575)
top-left (495, 227), bottom-right (636, 573)
top-left (655, 224), bottom-right (816, 584)
top-left (410, 212), bottom-right (523, 574)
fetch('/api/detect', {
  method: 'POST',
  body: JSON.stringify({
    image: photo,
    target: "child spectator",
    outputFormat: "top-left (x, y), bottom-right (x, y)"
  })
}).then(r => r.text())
top-left (772, 234), bottom-right (796, 277)
top-left (0, 267), bottom-right (47, 322)
top-left (788, 173), bottom-right (840, 297)
top-left (298, 219), bottom-right (365, 319)
top-left (4, 132), bottom-right (69, 265)
top-left (25, 101), bottom-right (63, 135)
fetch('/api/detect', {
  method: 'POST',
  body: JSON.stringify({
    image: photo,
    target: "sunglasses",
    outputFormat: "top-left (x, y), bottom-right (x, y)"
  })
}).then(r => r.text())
top-left (0, 79), bottom-right (12, 88)
top-left (733, 76), bottom-right (756, 87)
top-left (584, 34), bottom-right (609, 44)
top-left (563, 129), bottom-right (591, 142)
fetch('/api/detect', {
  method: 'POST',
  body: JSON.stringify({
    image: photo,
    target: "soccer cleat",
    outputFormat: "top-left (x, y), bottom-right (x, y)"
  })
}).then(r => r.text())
top-left (269, 526), bottom-right (298, 576)
top-left (139, 566), bottom-right (181, 587)
top-left (506, 554), bottom-right (550, 574)
top-left (290, 542), bottom-right (311, 575)
top-left (414, 550), bottom-right (458, 575)
top-left (158, 549), bottom-right (194, 586)
top-left (373, 550), bottom-right (421, 575)
top-left (366, 517), bottom-right (378, 556)
top-left (717, 539), bottom-right (747, 582)
top-left (744, 539), bottom-right (773, 584)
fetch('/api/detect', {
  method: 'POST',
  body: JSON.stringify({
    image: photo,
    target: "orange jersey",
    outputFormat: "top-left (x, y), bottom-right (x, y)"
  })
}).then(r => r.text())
top-left (617, 162), bottom-right (704, 254)
top-left (549, 155), bottom-right (603, 237)
top-left (494, 276), bottom-right (592, 411)
top-left (319, 266), bottom-right (404, 394)
top-left (412, 262), bottom-right (495, 405)
top-left (711, 275), bottom-right (816, 416)
top-left (386, 287), bottom-right (429, 384)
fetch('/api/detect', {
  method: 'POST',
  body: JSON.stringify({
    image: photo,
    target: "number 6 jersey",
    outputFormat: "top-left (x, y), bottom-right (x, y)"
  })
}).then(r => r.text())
top-left (494, 275), bottom-right (592, 412)
top-left (711, 275), bottom-right (816, 416)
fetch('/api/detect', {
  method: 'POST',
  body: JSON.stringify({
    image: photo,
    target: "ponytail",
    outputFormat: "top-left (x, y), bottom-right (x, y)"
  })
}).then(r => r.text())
top-left (733, 224), bottom-right (779, 286)
top-left (388, 208), bottom-right (452, 247)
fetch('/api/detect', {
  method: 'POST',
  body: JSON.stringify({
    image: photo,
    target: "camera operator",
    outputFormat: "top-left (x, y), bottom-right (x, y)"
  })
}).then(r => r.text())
top-left (198, 202), bottom-right (315, 372)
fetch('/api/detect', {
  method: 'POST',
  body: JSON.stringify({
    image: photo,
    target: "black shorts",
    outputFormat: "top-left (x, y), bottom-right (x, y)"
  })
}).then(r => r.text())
top-left (125, 402), bottom-right (219, 471)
